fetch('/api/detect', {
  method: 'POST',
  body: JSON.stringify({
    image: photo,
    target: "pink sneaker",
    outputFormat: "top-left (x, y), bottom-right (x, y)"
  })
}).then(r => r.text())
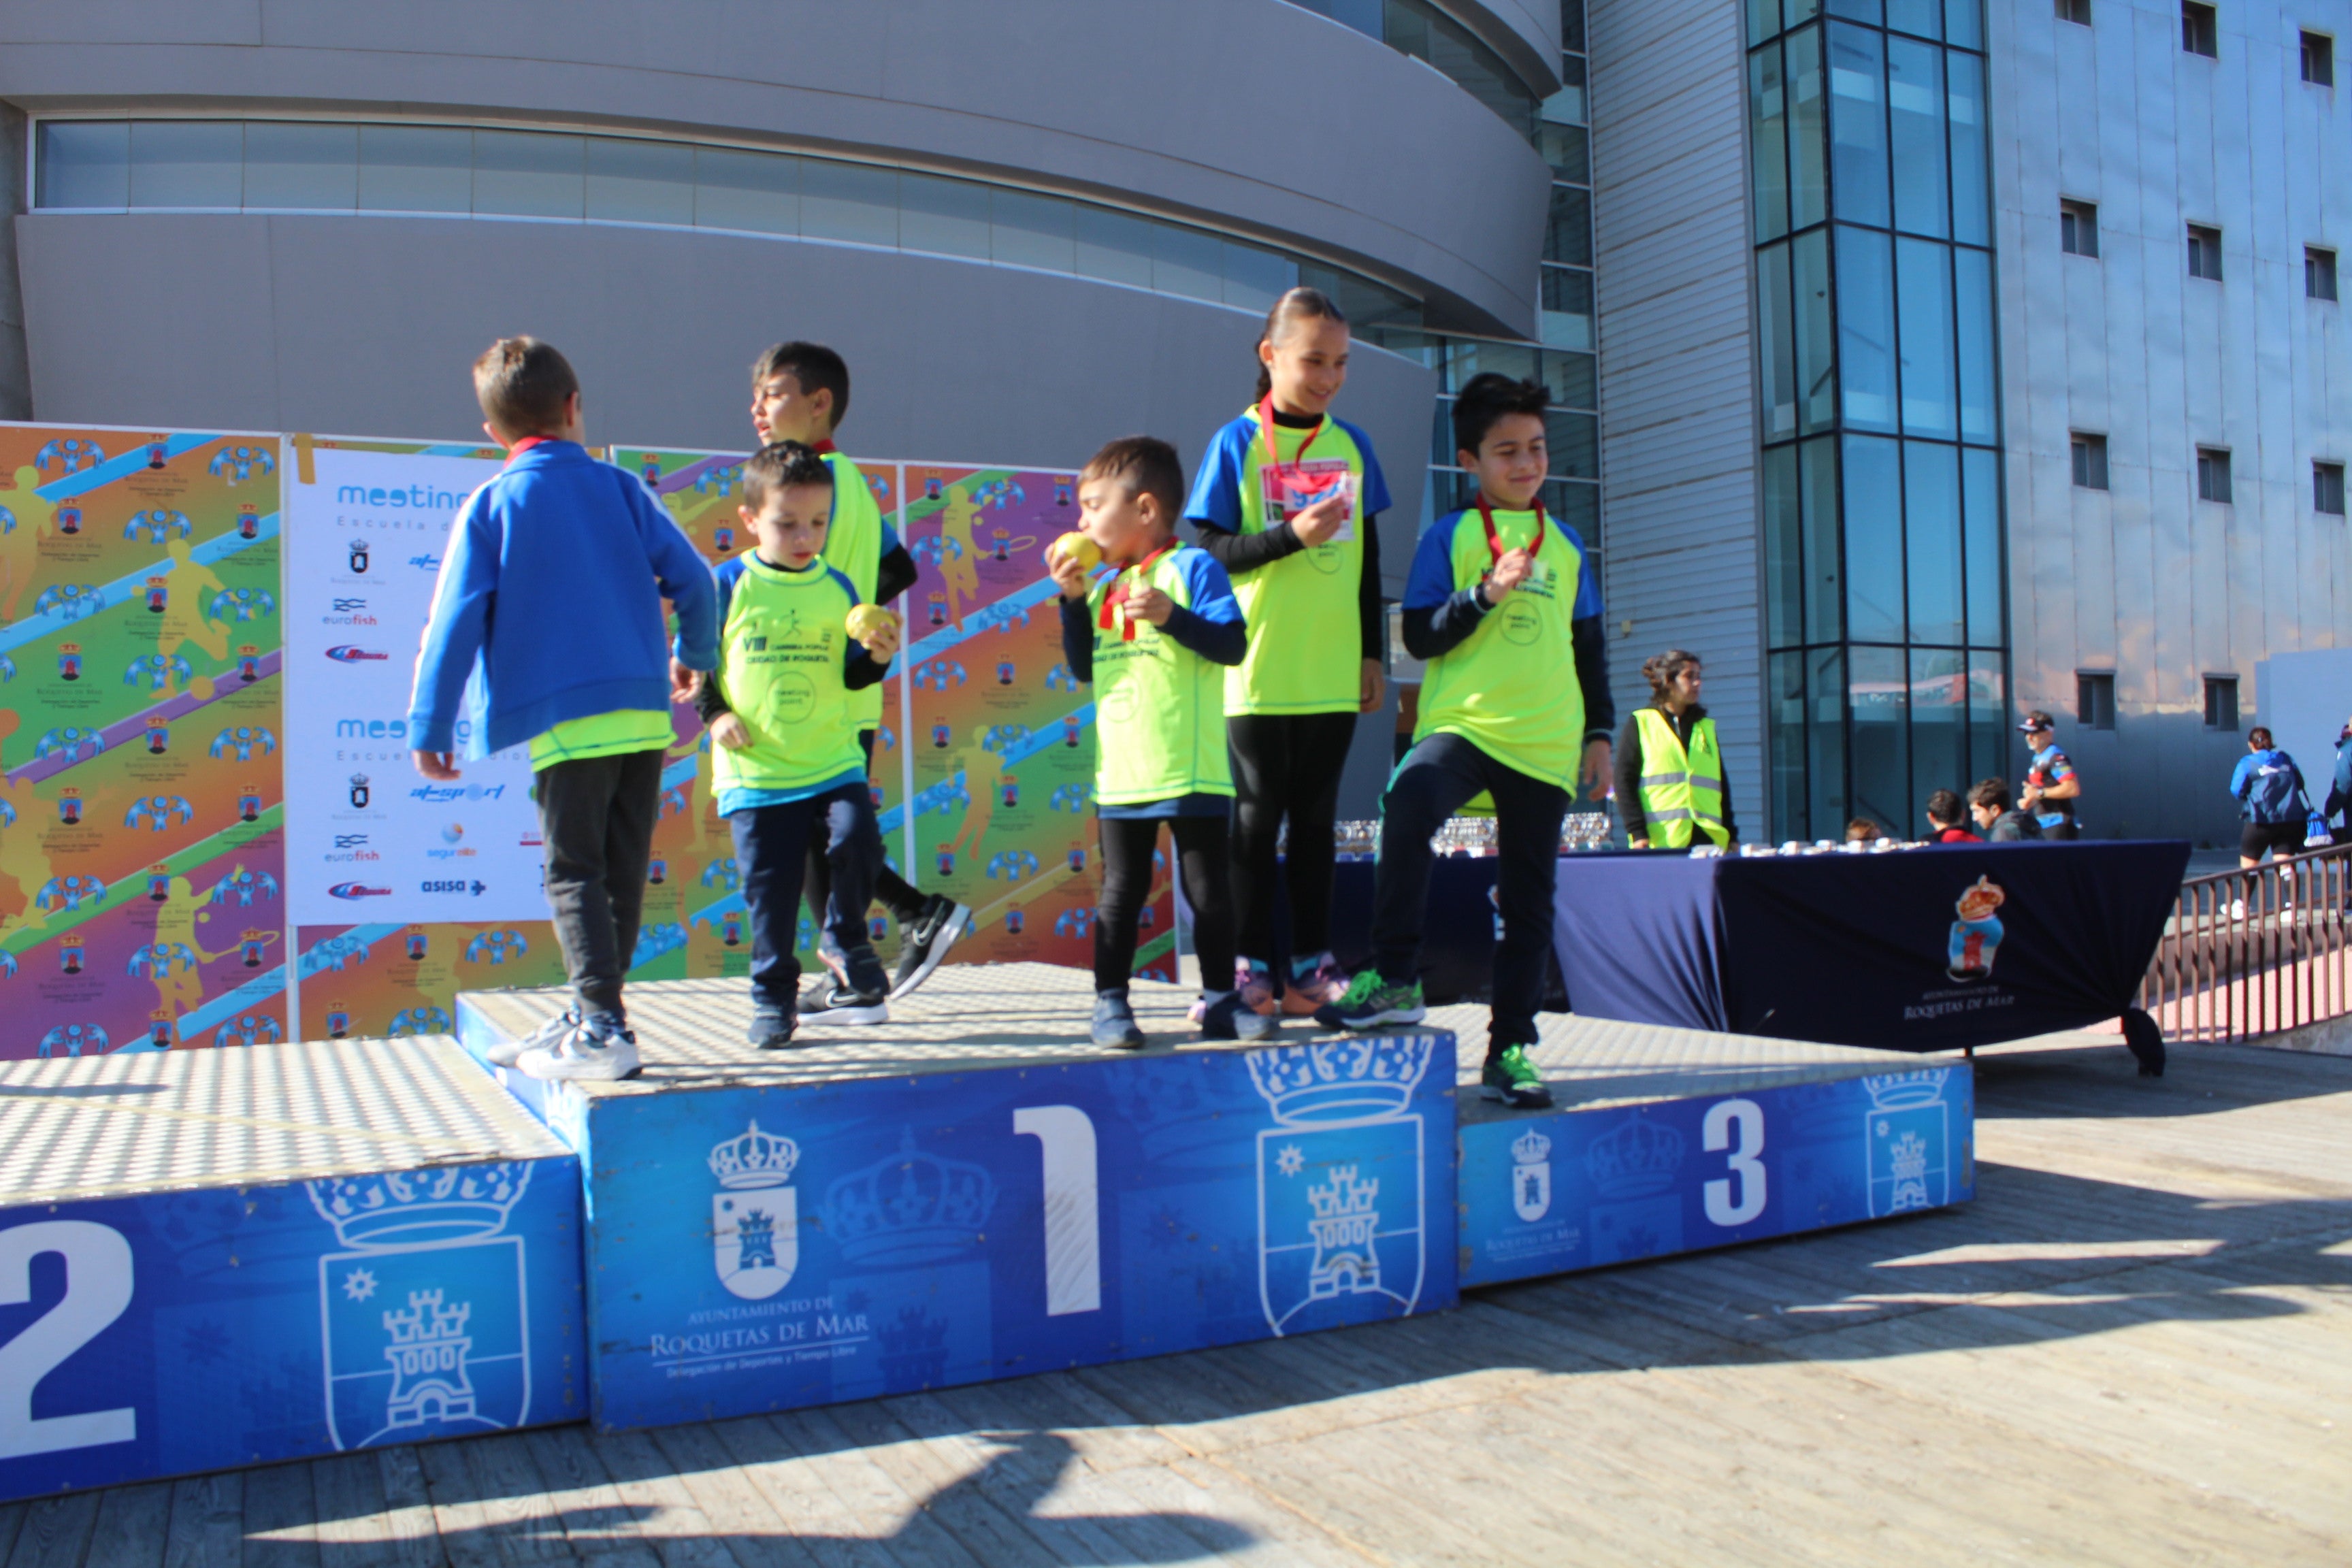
top-left (1281, 953), bottom-right (1352, 1016)
top-left (1236, 960), bottom-right (1279, 1017)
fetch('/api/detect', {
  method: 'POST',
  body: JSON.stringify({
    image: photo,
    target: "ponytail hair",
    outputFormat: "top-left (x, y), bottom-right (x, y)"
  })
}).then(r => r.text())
top-left (1254, 287), bottom-right (1348, 399)
top-left (1642, 649), bottom-right (1702, 704)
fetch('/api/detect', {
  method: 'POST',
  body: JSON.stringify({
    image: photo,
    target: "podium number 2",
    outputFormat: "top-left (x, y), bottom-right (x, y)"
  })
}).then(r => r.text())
top-left (1702, 1099), bottom-right (1767, 1228)
top-left (0, 1221), bottom-right (136, 1460)
top-left (1014, 1107), bottom-right (1102, 1316)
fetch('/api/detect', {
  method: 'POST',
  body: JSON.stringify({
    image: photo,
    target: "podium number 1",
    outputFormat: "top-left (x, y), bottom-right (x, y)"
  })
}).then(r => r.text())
top-left (1701, 1099), bottom-right (1767, 1228)
top-left (1014, 1106), bottom-right (1102, 1316)
top-left (0, 1221), bottom-right (137, 1460)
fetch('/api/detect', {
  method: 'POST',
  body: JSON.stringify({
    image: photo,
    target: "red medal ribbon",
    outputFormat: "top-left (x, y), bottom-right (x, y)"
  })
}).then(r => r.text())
top-left (504, 435), bottom-right (558, 461)
top-left (1474, 491), bottom-right (1546, 577)
top-left (1100, 542), bottom-right (1179, 642)
top-left (1257, 393), bottom-right (1328, 508)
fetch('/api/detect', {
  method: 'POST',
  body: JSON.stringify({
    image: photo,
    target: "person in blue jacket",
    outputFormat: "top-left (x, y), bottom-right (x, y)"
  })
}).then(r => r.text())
top-left (2231, 726), bottom-right (2309, 869)
top-left (2323, 717), bottom-right (2352, 832)
top-left (408, 337), bottom-right (718, 1083)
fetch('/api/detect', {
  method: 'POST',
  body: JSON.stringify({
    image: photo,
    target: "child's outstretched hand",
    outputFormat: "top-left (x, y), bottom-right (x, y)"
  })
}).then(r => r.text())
top-left (669, 657), bottom-right (704, 703)
top-left (1049, 545), bottom-right (1093, 601)
top-left (1289, 493), bottom-right (1349, 547)
top-left (1487, 547), bottom-right (1535, 598)
top-left (710, 713), bottom-right (750, 751)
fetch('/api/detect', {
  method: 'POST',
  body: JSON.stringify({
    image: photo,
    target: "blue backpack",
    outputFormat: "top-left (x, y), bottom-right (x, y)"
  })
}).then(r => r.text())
top-left (2240, 751), bottom-right (2302, 824)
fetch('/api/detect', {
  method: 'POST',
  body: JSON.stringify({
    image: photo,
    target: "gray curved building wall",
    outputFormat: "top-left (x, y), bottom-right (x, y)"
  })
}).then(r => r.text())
top-left (0, 0), bottom-right (1550, 336)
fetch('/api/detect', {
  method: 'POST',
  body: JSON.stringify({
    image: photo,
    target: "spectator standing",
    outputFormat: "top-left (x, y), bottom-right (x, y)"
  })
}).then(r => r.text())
top-left (2230, 726), bottom-right (2309, 870)
top-left (1968, 778), bottom-right (2041, 841)
top-left (2323, 716), bottom-right (2352, 832)
top-left (2018, 710), bottom-right (2080, 838)
top-left (1614, 649), bottom-right (1734, 849)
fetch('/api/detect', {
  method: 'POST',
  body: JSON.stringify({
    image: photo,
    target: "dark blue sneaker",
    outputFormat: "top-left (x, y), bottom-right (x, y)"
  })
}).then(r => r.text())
top-left (747, 1007), bottom-right (796, 1049)
top-left (1198, 992), bottom-right (1278, 1042)
top-left (1091, 990), bottom-right (1146, 1049)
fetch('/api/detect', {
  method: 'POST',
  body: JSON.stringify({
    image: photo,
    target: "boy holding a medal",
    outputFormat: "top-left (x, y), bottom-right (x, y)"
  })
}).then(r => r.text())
top-left (1319, 374), bottom-right (1615, 1110)
top-left (1049, 436), bottom-right (1264, 1049)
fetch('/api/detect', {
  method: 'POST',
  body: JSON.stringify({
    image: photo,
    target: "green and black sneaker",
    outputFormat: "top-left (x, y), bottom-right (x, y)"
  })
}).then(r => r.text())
top-left (1315, 971), bottom-right (1426, 1030)
top-left (1482, 1043), bottom-right (1554, 1109)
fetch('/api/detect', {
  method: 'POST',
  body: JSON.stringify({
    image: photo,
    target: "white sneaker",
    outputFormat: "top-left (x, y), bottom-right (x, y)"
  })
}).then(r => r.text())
top-left (517, 1017), bottom-right (642, 1081)
top-left (485, 1005), bottom-right (578, 1068)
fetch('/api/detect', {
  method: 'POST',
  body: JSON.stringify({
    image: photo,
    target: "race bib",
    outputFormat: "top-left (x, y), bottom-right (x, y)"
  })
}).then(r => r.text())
top-left (1260, 460), bottom-right (1356, 543)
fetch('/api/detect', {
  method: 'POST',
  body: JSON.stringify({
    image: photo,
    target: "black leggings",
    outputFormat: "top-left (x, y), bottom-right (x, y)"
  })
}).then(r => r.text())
top-left (807, 728), bottom-right (929, 949)
top-left (1227, 711), bottom-right (1358, 963)
top-left (1095, 815), bottom-right (1235, 994)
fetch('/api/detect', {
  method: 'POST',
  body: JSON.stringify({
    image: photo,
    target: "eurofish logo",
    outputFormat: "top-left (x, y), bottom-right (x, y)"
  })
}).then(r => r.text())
top-left (325, 645), bottom-right (389, 663)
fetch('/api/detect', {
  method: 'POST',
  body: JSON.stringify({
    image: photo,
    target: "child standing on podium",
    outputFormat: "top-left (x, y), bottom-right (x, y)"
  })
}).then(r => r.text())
top-left (1049, 436), bottom-right (1267, 1048)
top-left (698, 442), bottom-right (902, 1047)
top-left (1320, 374), bottom-right (1614, 1110)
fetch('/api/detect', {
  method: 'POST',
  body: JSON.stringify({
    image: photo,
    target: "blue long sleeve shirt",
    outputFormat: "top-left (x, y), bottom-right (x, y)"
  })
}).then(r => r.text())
top-left (408, 441), bottom-right (719, 757)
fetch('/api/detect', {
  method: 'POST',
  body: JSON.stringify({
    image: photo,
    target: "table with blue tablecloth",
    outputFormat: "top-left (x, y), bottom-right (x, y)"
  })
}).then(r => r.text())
top-left (1547, 841), bottom-right (2191, 1066)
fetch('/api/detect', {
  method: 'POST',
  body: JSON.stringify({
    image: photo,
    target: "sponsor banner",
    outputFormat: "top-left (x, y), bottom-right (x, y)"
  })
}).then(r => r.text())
top-left (460, 1025), bottom-right (1456, 1431)
top-left (1458, 1063), bottom-right (1975, 1287)
top-left (0, 423), bottom-right (289, 1058)
top-left (0, 1149), bottom-right (583, 1501)
top-left (282, 440), bottom-right (547, 926)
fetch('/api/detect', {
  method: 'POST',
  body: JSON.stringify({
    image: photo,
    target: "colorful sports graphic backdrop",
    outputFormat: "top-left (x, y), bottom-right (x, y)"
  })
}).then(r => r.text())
top-left (0, 424), bottom-right (290, 1058)
top-left (238, 442), bottom-right (1167, 1052)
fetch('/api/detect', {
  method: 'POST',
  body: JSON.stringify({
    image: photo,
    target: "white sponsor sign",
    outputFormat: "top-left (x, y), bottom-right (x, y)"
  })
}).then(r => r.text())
top-left (283, 446), bottom-right (549, 924)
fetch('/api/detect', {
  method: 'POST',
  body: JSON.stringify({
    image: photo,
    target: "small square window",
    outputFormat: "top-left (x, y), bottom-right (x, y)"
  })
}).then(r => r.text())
top-left (2318, 461), bottom-right (2347, 516)
top-left (2198, 447), bottom-right (2233, 504)
top-left (2078, 672), bottom-right (2117, 730)
top-left (2057, 0), bottom-right (2092, 22)
top-left (2303, 30), bottom-right (2334, 86)
top-left (2060, 200), bottom-right (2100, 257)
top-left (2309, 246), bottom-right (2339, 301)
top-left (2183, 2), bottom-right (2217, 56)
top-left (2071, 433), bottom-right (2110, 490)
top-left (2204, 676), bottom-right (2238, 730)
top-left (2188, 224), bottom-right (2224, 280)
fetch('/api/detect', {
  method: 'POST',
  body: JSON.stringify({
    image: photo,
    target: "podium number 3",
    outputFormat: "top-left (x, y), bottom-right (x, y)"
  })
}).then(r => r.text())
top-left (0, 1221), bottom-right (136, 1459)
top-left (1014, 1107), bottom-right (1101, 1316)
top-left (1702, 1099), bottom-right (1767, 1228)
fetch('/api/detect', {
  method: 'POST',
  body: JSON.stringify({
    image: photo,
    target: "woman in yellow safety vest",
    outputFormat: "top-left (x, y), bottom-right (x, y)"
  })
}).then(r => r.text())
top-left (1614, 649), bottom-right (1734, 849)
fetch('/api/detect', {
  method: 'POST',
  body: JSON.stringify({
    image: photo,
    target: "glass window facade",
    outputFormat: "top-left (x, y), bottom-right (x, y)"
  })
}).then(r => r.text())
top-left (32, 118), bottom-right (1422, 332)
top-left (1375, 3), bottom-right (1601, 555)
top-left (1749, 0), bottom-right (2008, 839)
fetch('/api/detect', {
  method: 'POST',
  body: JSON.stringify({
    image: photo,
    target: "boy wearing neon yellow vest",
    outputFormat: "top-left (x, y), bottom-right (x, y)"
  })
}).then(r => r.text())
top-left (1322, 374), bottom-right (1615, 1110)
top-left (1184, 287), bottom-right (1390, 1022)
top-left (749, 342), bottom-right (968, 1000)
top-left (695, 442), bottom-right (902, 1047)
top-left (1049, 436), bottom-right (1269, 1048)
top-left (411, 338), bottom-right (717, 1085)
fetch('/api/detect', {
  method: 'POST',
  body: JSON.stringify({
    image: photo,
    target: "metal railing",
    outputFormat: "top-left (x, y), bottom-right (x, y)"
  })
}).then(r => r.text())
top-left (2137, 840), bottom-right (2352, 1043)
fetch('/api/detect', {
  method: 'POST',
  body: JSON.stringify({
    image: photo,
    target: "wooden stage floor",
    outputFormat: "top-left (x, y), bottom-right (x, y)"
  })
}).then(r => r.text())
top-left (5, 1029), bottom-right (2346, 1567)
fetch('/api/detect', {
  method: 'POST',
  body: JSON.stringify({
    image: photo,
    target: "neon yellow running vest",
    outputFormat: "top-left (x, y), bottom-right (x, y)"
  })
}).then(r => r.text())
top-left (712, 555), bottom-right (868, 799)
top-left (1414, 507), bottom-right (1591, 788)
top-left (1226, 406), bottom-right (1367, 716)
top-left (823, 451), bottom-right (887, 730)
top-left (1086, 546), bottom-right (1236, 806)
top-left (1633, 708), bottom-right (1728, 847)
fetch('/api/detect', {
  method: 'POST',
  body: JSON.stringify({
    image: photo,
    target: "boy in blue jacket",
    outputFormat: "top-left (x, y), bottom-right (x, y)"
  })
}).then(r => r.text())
top-left (408, 338), bottom-right (719, 1081)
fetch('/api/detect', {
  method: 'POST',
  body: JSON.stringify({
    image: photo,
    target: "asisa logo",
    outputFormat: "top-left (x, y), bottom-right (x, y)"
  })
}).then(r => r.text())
top-left (325, 645), bottom-right (389, 663)
top-left (328, 881), bottom-right (393, 900)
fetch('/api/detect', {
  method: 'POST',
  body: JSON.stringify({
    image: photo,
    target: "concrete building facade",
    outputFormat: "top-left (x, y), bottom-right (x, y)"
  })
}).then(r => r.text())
top-left (0, 1), bottom-right (2342, 843)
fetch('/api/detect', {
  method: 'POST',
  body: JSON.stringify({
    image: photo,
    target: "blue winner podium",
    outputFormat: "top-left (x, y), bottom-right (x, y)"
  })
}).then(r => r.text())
top-left (0, 1039), bottom-right (584, 1503)
top-left (456, 966), bottom-right (1459, 1433)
